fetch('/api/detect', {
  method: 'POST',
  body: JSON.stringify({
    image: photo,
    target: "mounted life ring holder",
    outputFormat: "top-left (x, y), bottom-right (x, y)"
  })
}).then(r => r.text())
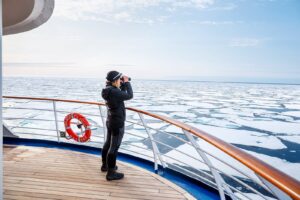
top-left (64, 113), bottom-right (91, 142)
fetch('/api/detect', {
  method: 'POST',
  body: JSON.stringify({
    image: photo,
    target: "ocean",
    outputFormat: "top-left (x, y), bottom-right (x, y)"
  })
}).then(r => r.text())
top-left (3, 77), bottom-right (300, 180)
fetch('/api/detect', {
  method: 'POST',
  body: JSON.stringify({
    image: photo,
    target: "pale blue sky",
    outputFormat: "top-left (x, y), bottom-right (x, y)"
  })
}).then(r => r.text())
top-left (3, 0), bottom-right (300, 83)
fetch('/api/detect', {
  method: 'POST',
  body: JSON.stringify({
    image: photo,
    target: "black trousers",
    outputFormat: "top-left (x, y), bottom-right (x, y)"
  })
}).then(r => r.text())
top-left (101, 125), bottom-right (125, 169)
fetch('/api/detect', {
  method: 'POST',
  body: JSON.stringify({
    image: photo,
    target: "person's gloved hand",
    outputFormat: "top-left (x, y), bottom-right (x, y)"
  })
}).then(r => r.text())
top-left (122, 76), bottom-right (129, 83)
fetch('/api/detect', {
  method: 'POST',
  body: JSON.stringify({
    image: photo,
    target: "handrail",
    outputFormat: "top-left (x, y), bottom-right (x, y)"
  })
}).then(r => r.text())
top-left (3, 96), bottom-right (106, 106)
top-left (128, 107), bottom-right (300, 200)
top-left (3, 95), bottom-right (300, 200)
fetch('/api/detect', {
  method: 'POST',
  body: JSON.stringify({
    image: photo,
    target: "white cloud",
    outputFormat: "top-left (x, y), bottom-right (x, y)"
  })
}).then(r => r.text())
top-left (207, 3), bottom-right (237, 11)
top-left (191, 20), bottom-right (242, 25)
top-left (54, 0), bottom-right (215, 23)
top-left (172, 0), bottom-right (214, 8)
top-left (230, 38), bottom-right (261, 47)
top-left (114, 11), bottom-right (132, 21)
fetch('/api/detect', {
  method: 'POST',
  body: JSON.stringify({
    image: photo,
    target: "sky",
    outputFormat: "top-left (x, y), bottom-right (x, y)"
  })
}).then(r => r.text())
top-left (3, 0), bottom-right (300, 83)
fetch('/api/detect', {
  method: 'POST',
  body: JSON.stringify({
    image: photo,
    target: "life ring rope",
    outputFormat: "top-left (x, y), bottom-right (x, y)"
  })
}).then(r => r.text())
top-left (64, 113), bottom-right (91, 143)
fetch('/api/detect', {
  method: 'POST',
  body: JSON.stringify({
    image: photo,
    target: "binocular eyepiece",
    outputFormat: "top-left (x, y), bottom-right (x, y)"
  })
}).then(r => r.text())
top-left (121, 77), bottom-right (131, 82)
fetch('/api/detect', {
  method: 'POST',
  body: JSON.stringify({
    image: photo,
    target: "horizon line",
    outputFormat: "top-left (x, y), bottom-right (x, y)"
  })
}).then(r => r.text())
top-left (3, 75), bottom-right (300, 86)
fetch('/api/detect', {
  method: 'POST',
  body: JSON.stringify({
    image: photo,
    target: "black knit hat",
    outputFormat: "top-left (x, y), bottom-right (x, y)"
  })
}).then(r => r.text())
top-left (106, 70), bottom-right (122, 82)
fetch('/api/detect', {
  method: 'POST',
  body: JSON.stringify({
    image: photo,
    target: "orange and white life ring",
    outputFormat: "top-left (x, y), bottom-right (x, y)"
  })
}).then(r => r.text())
top-left (64, 113), bottom-right (91, 142)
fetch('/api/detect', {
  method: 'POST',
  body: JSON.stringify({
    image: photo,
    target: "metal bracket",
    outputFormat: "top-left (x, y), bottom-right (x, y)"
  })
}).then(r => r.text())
top-left (59, 131), bottom-right (72, 140)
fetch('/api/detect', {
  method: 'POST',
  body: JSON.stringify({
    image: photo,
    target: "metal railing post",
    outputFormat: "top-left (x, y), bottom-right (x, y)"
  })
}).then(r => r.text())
top-left (0, 2), bottom-right (3, 198)
top-left (183, 129), bottom-right (237, 200)
top-left (99, 106), bottom-right (107, 143)
top-left (138, 113), bottom-right (167, 172)
top-left (52, 101), bottom-right (60, 142)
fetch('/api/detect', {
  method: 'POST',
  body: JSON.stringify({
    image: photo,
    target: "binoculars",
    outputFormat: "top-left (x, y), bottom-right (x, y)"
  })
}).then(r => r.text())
top-left (121, 76), bottom-right (131, 82)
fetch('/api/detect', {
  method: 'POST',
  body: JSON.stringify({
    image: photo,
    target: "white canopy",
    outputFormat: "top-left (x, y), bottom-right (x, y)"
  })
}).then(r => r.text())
top-left (3, 0), bottom-right (55, 35)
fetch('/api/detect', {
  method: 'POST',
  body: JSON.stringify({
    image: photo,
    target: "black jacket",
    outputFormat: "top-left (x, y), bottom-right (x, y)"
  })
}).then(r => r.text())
top-left (102, 82), bottom-right (133, 128)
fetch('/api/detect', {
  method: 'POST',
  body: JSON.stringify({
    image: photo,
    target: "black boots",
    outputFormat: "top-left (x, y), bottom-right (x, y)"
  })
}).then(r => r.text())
top-left (106, 169), bottom-right (124, 181)
top-left (101, 163), bottom-right (123, 181)
top-left (101, 165), bottom-right (118, 172)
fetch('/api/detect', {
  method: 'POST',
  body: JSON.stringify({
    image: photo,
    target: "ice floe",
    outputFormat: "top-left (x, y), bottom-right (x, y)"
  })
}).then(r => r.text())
top-left (169, 112), bottom-right (197, 118)
top-left (232, 118), bottom-right (300, 135)
top-left (188, 123), bottom-right (287, 150)
top-left (282, 111), bottom-right (300, 118)
top-left (141, 105), bottom-right (193, 112)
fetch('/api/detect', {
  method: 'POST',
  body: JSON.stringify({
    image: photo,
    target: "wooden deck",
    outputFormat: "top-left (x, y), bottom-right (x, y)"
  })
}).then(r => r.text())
top-left (4, 145), bottom-right (195, 200)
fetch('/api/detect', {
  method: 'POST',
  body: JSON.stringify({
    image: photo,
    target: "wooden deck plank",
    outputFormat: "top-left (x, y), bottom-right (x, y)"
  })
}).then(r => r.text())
top-left (109, 192), bottom-right (186, 200)
top-left (4, 180), bottom-right (160, 195)
top-left (4, 145), bottom-right (195, 200)
top-left (4, 178), bottom-right (162, 193)
top-left (4, 190), bottom-right (82, 200)
top-left (5, 182), bottom-right (184, 199)
top-left (4, 187), bottom-right (109, 199)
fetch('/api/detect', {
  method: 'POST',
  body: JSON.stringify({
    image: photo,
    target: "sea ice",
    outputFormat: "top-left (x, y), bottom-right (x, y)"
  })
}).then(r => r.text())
top-left (164, 125), bottom-right (184, 134)
top-left (284, 104), bottom-right (300, 110)
top-left (169, 112), bottom-right (197, 118)
top-left (278, 135), bottom-right (300, 144)
top-left (140, 105), bottom-right (193, 112)
top-left (146, 123), bottom-right (167, 129)
top-left (188, 123), bottom-right (287, 150)
top-left (184, 101), bottom-right (218, 108)
top-left (282, 111), bottom-right (300, 118)
top-left (232, 118), bottom-right (300, 135)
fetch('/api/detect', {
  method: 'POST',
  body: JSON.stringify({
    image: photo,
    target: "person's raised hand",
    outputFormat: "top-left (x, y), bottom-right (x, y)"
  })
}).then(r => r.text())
top-left (122, 76), bottom-right (129, 83)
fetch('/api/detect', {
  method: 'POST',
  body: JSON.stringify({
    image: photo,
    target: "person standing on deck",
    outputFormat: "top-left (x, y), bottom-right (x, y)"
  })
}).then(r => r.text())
top-left (101, 71), bottom-right (133, 181)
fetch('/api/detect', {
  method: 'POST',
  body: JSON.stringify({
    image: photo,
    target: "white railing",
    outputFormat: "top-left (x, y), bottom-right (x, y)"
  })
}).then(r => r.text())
top-left (2, 96), bottom-right (300, 200)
